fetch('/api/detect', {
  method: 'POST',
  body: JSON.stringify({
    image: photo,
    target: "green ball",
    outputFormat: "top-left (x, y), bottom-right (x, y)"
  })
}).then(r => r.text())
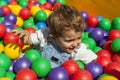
top-left (23, 20), bottom-right (34, 29)
top-left (35, 10), bottom-right (47, 22)
top-left (31, 58), bottom-right (51, 77)
top-left (18, 0), bottom-right (28, 7)
top-left (112, 17), bottom-right (120, 30)
top-left (76, 60), bottom-right (85, 69)
top-left (0, 66), bottom-right (6, 78)
top-left (98, 18), bottom-right (111, 31)
top-left (93, 46), bottom-right (102, 53)
top-left (0, 54), bottom-right (11, 70)
top-left (24, 49), bottom-right (41, 63)
top-left (111, 38), bottom-right (120, 53)
top-left (14, 27), bottom-right (23, 30)
top-left (6, 72), bottom-right (16, 80)
top-left (81, 32), bottom-right (89, 39)
top-left (38, 0), bottom-right (47, 4)
top-left (56, 0), bottom-right (66, 5)
top-left (0, 17), bottom-right (4, 23)
top-left (0, 1), bottom-right (7, 7)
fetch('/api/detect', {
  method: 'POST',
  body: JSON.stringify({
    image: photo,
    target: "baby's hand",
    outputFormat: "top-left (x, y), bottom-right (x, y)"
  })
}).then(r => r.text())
top-left (10, 30), bottom-right (32, 45)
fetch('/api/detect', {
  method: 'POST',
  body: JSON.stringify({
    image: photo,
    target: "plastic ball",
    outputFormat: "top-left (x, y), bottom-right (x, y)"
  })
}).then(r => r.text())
top-left (48, 67), bottom-right (69, 80)
top-left (43, 2), bottom-right (52, 11)
top-left (16, 68), bottom-right (37, 80)
top-left (0, 8), bottom-right (3, 17)
top-left (28, 0), bottom-right (38, 3)
top-left (6, 72), bottom-right (16, 80)
top-left (90, 27), bottom-right (104, 41)
top-left (34, 2), bottom-right (41, 6)
top-left (76, 60), bottom-right (85, 69)
top-left (87, 16), bottom-right (98, 27)
top-left (95, 56), bottom-right (112, 67)
top-left (71, 70), bottom-right (93, 80)
top-left (98, 76), bottom-right (118, 80)
top-left (85, 62), bottom-right (103, 78)
top-left (85, 26), bottom-right (94, 33)
top-left (22, 44), bottom-right (32, 52)
top-left (5, 13), bottom-right (17, 24)
top-left (112, 54), bottom-right (120, 63)
top-left (104, 62), bottom-right (120, 79)
top-left (16, 17), bottom-right (23, 27)
top-left (53, 2), bottom-right (61, 10)
top-left (13, 57), bottom-right (32, 73)
top-left (0, 24), bottom-right (6, 38)
top-left (31, 58), bottom-right (51, 77)
top-left (4, 32), bottom-right (19, 45)
top-left (30, 6), bottom-right (41, 17)
top-left (23, 19), bottom-right (34, 29)
top-left (26, 3), bottom-right (35, 9)
top-left (11, 5), bottom-right (22, 16)
top-left (111, 38), bottom-right (120, 53)
top-left (0, 1), bottom-right (7, 7)
top-left (97, 49), bottom-right (111, 58)
top-left (35, 10), bottom-right (47, 22)
top-left (98, 18), bottom-right (111, 31)
top-left (47, 0), bottom-right (55, 5)
top-left (36, 22), bottom-right (47, 29)
top-left (0, 54), bottom-right (11, 70)
top-left (25, 27), bottom-right (36, 33)
top-left (0, 44), bottom-right (4, 53)
top-left (44, 10), bottom-right (52, 17)
top-left (8, 0), bottom-right (18, 5)
top-left (93, 46), bottom-right (102, 53)
top-left (62, 60), bottom-right (80, 76)
top-left (56, 0), bottom-right (66, 5)
top-left (19, 8), bottom-right (31, 20)
top-left (4, 43), bottom-right (22, 60)
top-left (0, 66), bottom-right (6, 78)
top-left (97, 16), bottom-right (103, 21)
top-left (1, 6), bottom-right (11, 16)
top-left (24, 49), bottom-right (41, 63)
top-left (0, 78), bottom-right (10, 80)
top-left (80, 11), bottom-right (89, 20)
top-left (38, 0), bottom-right (47, 4)
top-left (19, 0), bottom-right (28, 7)
top-left (112, 17), bottom-right (120, 30)
top-left (108, 30), bottom-right (120, 41)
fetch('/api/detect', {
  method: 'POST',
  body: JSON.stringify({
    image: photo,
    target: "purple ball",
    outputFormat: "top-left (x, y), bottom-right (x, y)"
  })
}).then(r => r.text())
top-left (48, 67), bottom-right (69, 80)
top-left (85, 27), bottom-right (95, 33)
top-left (90, 27), bottom-right (104, 41)
top-left (34, 2), bottom-right (41, 6)
top-left (5, 13), bottom-right (17, 24)
top-left (13, 57), bottom-right (32, 73)
top-left (80, 11), bottom-right (89, 20)
top-left (97, 39), bottom-right (107, 47)
top-left (85, 62), bottom-right (103, 79)
top-left (0, 8), bottom-right (3, 17)
top-left (47, 0), bottom-right (55, 5)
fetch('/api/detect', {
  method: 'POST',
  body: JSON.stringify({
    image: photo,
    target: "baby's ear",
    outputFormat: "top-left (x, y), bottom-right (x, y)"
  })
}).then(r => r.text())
top-left (49, 34), bottom-right (55, 39)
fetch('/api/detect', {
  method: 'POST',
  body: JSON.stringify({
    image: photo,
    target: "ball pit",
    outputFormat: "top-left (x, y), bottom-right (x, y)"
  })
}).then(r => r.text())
top-left (0, 0), bottom-right (120, 80)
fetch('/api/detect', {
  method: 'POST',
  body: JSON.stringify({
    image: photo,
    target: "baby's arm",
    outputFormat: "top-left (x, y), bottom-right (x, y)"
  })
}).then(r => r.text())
top-left (74, 43), bottom-right (97, 64)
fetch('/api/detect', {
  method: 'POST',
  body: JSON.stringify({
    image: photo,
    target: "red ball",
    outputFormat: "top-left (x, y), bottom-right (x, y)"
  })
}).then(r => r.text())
top-left (25, 27), bottom-right (36, 33)
top-left (0, 24), bottom-right (6, 38)
top-left (18, 39), bottom-right (24, 48)
top-left (8, 0), bottom-right (18, 5)
top-left (16, 68), bottom-right (37, 80)
top-left (112, 54), bottom-right (120, 63)
top-left (97, 49), bottom-right (111, 58)
top-left (108, 30), bottom-right (120, 41)
top-left (19, 8), bottom-right (31, 20)
top-left (43, 2), bottom-right (52, 11)
top-left (1, 6), bottom-right (11, 16)
top-left (28, 0), bottom-right (38, 3)
top-left (87, 16), bottom-right (99, 27)
top-left (53, 2), bottom-right (61, 10)
top-left (62, 60), bottom-right (80, 76)
top-left (4, 32), bottom-right (19, 45)
top-left (104, 62), bottom-right (120, 79)
top-left (71, 70), bottom-right (93, 80)
top-left (95, 56), bottom-right (112, 67)
top-left (26, 3), bottom-right (35, 10)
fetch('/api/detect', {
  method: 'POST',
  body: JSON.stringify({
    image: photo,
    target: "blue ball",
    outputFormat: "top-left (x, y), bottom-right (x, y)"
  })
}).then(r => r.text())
top-left (36, 22), bottom-right (47, 29)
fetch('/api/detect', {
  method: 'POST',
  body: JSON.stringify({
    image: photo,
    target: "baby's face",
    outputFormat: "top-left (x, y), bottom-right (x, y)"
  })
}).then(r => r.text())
top-left (55, 29), bottom-right (82, 54)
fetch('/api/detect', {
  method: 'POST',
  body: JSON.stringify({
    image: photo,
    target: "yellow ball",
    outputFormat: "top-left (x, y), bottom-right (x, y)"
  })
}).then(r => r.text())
top-left (8, 5), bottom-right (13, 10)
top-left (44, 10), bottom-right (52, 17)
top-left (0, 44), bottom-right (4, 53)
top-left (99, 76), bottom-right (118, 80)
top-left (30, 6), bottom-right (41, 17)
top-left (16, 17), bottom-right (23, 27)
top-left (22, 44), bottom-right (31, 52)
top-left (0, 78), bottom-right (10, 80)
top-left (11, 5), bottom-right (22, 16)
top-left (4, 43), bottom-right (22, 60)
